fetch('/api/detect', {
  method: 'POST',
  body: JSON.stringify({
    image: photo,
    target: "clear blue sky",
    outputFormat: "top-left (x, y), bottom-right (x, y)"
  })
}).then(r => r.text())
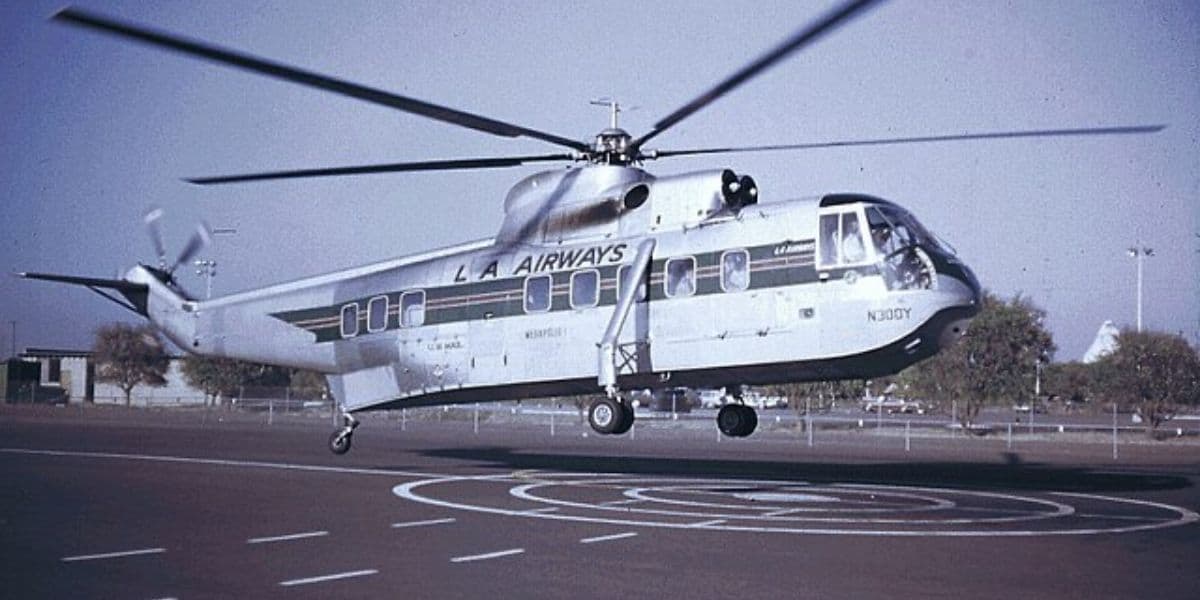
top-left (2, 0), bottom-right (1197, 361)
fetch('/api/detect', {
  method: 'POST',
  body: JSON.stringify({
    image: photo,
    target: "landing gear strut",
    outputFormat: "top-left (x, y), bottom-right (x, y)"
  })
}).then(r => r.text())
top-left (717, 404), bottom-right (757, 438)
top-left (328, 412), bottom-right (359, 455)
top-left (588, 396), bottom-right (635, 435)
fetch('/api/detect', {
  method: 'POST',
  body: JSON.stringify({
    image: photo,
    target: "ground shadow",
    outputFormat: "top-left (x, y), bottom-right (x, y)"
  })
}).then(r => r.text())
top-left (415, 446), bottom-right (1192, 494)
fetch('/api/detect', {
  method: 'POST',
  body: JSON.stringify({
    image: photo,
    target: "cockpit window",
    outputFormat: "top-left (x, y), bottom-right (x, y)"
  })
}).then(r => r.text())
top-left (819, 214), bottom-right (840, 265)
top-left (819, 210), bottom-right (870, 268)
top-left (841, 213), bottom-right (866, 263)
top-left (867, 205), bottom-right (938, 291)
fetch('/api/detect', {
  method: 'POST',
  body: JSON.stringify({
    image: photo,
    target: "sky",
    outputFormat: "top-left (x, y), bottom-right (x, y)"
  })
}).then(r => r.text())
top-left (1, 0), bottom-right (1197, 362)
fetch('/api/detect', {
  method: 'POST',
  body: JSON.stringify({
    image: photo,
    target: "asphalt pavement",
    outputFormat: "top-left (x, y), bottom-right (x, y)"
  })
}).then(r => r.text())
top-left (2, 405), bottom-right (1198, 599)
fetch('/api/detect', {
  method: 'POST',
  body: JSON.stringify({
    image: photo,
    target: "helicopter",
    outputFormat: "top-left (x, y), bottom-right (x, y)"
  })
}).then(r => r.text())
top-left (20, 0), bottom-right (1162, 454)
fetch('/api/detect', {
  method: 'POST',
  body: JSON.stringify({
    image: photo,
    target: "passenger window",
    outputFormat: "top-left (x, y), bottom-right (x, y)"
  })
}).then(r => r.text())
top-left (819, 213), bottom-right (840, 266)
top-left (524, 274), bottom-right (552, 313)
top-left (721, 249), bottom-right (750, 292)
top-left (367, 296), bottom-right (388, 333)
top-left (618, 264), bottom-right (648, 302)
top-left (400, 291), bottom-right (425, 327)
top-left (340, 303), bottom-right (359, 338)
top-left (665, 257), bottom-right (696, 298)
top-left (570, 270), bottom-right (600, 309)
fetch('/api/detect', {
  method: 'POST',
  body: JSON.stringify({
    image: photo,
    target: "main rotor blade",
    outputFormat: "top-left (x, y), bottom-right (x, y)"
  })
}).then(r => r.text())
top-left (53, 7), bottom-right (590, 153)
top-left (631, 0), bottom-right (882, 152)
top-left (185, 153), bottom-right (577, 185)
top-left (650, 124), bottom-right (1167, 159)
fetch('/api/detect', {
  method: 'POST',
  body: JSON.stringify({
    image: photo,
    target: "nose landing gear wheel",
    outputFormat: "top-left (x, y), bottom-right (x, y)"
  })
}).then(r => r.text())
top-left (717, 404), bottom-right (758, 437)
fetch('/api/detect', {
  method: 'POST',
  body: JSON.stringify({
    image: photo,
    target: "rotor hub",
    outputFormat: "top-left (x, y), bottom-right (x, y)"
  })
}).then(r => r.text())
top-left (590, 127), bottom-right (634, 165)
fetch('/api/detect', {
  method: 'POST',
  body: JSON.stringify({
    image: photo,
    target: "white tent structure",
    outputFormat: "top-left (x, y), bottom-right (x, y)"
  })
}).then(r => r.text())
top-left (1082, 320), bottom-right (1121, 364)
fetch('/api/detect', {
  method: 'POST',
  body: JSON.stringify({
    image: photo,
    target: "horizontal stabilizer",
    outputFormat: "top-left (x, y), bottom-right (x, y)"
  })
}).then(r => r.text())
top-left (17, 271), bottom-right (147, 292)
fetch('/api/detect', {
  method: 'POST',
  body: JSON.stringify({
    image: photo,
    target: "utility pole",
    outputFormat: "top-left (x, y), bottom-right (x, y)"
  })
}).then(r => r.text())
top-left (1127, 246), bottom-right (1154, 332)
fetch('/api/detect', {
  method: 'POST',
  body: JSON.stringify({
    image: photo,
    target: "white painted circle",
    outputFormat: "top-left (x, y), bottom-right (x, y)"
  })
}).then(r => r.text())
top-left (392, 473), bottom-right (1200, 537)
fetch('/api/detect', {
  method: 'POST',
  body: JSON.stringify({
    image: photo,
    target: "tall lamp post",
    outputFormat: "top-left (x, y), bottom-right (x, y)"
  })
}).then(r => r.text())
top-left (1127, 246), bottom-right (1154, 332)
top-left (192, 227), bottom-right (236, 300)
top-left (194, 260), bottom-right (217, 300)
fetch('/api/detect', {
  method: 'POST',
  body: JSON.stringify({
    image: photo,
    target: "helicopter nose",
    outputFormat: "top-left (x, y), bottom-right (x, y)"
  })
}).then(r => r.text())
top-left (959, 263), bottom-right (983, 307)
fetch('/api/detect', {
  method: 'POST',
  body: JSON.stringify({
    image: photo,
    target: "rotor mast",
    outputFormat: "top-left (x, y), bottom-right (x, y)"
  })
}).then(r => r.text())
top-left (588, 98), bottom-right (633, 165)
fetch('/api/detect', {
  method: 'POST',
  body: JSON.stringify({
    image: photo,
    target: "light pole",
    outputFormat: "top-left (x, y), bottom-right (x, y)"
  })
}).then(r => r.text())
top-left (1126, 246), bottom-right (1154, 332)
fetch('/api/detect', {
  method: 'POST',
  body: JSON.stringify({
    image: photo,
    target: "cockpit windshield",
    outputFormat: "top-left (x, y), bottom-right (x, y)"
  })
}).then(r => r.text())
top-left (866, 205), bottom-right (941, 291)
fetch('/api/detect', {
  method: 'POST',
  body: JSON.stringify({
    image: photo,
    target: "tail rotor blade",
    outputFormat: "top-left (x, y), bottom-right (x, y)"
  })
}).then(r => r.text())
top-left (143, 207), bottom-right (167, 268)
top-left (171, 222), bottom-right (212, 272)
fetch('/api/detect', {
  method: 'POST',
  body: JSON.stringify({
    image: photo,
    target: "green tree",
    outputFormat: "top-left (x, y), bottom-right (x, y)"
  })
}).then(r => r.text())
top-left (1093, 330), bottom-right (1200, 432)
top-left (92, 323), bottom-right (170, 406)
top-left (778, 380), bottom-right (866, 414)
top-left (288, 369), bottom-right (330, 402)
top-left (899, 292), bottom-right (1055, 428)
top-left (180, 355), bottom-right (257, 407)
top-left (1042, 361), bottom-right (1095, 406)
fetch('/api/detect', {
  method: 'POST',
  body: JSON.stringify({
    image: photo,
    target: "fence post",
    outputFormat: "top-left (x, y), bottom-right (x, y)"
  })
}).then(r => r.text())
top-left (806, 397), bottom-right (813, 448)
top-left (550, 411), bottom-right (555, 437)
top-left (905, 420), bottom-right (911, 452)
top-left (473, 402), bottom-right (479, 434)
top-left (401, 408), bottom-right (407, 432)
top-left (268, 393), bottom-right (273, 426)
top-left (1007, 422), bottom-right (1012, 449)
top-left (1112, 403), bottom-right (1119, 461)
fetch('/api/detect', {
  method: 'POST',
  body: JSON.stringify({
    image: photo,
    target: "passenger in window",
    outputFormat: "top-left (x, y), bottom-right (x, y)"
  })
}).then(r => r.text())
top-left (722, 252), bottom-right (749, 291)
top-left (820, 214), bottom-right (840, 265)
top-left (668, 260), bottom-right (695, 297)
top-left (842, 218), bottom-right (866, 263)
top-left (871, 223), bottom-right (894, 256)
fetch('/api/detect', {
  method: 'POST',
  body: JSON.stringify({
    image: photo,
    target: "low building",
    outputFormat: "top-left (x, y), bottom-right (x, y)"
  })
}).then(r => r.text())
top-left (16, 348), bottom-right (206, 406)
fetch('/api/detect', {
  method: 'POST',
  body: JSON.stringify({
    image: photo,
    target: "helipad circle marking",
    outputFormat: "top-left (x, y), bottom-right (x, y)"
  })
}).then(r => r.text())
top-left (391, 474), bottom-right (1199, 537)
top-left (734, 492), bottom-right (840, 503)
top-left (515, 479), bottom-right (1072, 525)
top-left (619, 483), bottom-right (957, 515)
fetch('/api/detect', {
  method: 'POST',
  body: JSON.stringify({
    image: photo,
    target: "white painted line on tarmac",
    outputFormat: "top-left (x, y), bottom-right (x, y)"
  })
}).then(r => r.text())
top-left (61, 547), bottom-right (165, 562)
top-left (279, 569), bottom-right (378, 587)
top-left (450, 548), bottom-right (525, 563)
top-left (522, 506), bottom-right (560, 514)
top-left (599, 498), bottom-right (644, 506)
top-left (0, 448), bottom-right (442, 479)
top-left (580, 532), bottom-right (638, 544)
top-left (689, 519), bottom-right (727, 528)
top-left (1075, 513), bottom-right (1170, 522)
top-left (391, 517), bottom-right (457, 529)
top-left (763, 508), bottom-right (800, 517)
top-left (247, 530), bottom-right (328, 544)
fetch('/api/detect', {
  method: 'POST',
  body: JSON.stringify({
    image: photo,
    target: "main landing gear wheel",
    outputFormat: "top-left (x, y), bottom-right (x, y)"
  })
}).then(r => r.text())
top-left (717, 404), bottom-right (758, 438)
top-left (588, 397), bottom-right (634, 435)
top-left (328, 413), bottom-right (359, 455)
top-left (612, 401), bottom-right (635, 435)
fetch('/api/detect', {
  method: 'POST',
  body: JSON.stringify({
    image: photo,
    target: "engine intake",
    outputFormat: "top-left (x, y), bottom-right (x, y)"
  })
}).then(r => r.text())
top-left (720, 169), bottom-right (758, 210)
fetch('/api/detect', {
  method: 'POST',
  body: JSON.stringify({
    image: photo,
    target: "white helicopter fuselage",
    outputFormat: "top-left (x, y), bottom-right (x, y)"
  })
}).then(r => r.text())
top-left (137, 165), bottom-right (981, 413)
